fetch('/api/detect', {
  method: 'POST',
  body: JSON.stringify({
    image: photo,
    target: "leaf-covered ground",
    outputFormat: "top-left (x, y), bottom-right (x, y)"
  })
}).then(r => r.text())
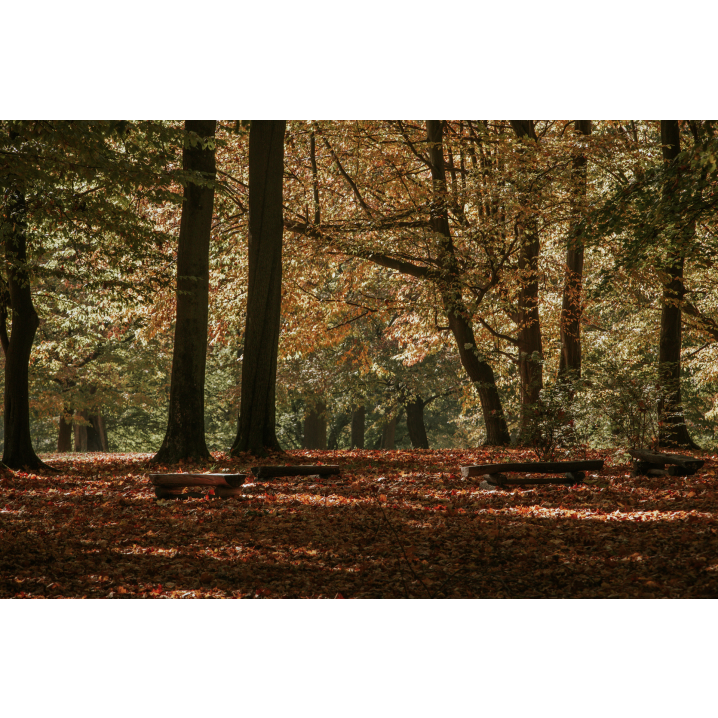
top-left (1, 448), bottom-right (717, 598)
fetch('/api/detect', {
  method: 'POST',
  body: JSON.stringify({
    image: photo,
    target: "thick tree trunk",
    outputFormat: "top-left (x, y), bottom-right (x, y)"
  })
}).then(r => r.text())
top-left (426, 120), bottom-right (510, 446)
top-left (405, 397), bottom-right (429, 449)
top-left (231, 121), bottom-right (286, 456)
top-left (0, 183), bottom-right (48, 470)
top-left (303, 401), bottom-right (327, 449)
top-left (351, 405), bottom-right (365, 449)
top-left (381, 415), bottom-right (397, 449)
top-left (559, 120), bottom-right (592, 380)
top-left (74, 411), bottom-right (88, 452)
top-left (152, 120), bottom-right (216, 464)
top-left (509, 121), bottom-right (544, 433)
top-left (87, 413), bottom-right (108, 452)
top-left (57, 406), bottom-right (73, 452)
top-left (657, 120), bottom-right (698, 449)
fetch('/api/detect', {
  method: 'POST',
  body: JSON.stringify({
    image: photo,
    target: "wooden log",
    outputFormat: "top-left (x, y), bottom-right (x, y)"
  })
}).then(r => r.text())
top-left (155, 487), bottom-right (183, 499)
top-left (149, 473), bottom-right (246, 488)
top-left (484, 473), bottom-right (582, 487)
top-left (251, 465), bottom-right (340, 479)
top-left (215, 486), bottom-right (244, 499)
top-left (461, 460), bottom-right (603, 478)
top-left (627, 450), bottom-right (703, 473)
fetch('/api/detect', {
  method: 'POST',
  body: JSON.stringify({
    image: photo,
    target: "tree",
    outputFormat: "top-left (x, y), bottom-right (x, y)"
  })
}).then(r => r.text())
top-left (303, 399), bottom-right (327, 449)
top-left (285, 121), bottom-right (512, 445)
top-left (1, 120), bottom-right (179, 465)
top-left (404, 395), bottom-right (430, 449)
top-left (230, 120), bottom-right (286, 455)
top-left (351, 405), bottom-right (365, 449)
top-left (507, 120), bottom-right (544, 434)
top-left (657, 120), bottom-right (698, 449)
top-left (426, 120), bottom-right (511, 445)
top-left (153, 120), bottom-right (217, 464)
top-left (0, 174), bottom-right (46, 469)
top-left (559, 120), bottom-right (592, 380)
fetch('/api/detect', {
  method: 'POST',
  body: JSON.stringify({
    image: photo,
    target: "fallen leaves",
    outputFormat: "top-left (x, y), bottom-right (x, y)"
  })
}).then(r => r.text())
top-left (0, 448), bottom-right (717, 598)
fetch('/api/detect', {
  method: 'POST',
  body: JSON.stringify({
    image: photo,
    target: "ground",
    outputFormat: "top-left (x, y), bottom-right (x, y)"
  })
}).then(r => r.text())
top-left (1, 448), bottom-right (717, 598)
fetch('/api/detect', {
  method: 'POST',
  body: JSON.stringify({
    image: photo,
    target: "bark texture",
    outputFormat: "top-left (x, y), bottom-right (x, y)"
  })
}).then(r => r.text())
top-left (381, 415), bottom-right (397, 449)
top-left (303, 400), bottom-right (327, 450)
top-left (658, 120), bottom-right (698, 449)
top-left (351, 405), bottom-right (365, 449)
top-left (87, 413), bottom-right (108, 452)
top-left (559, 120), bottom-right (592, 379)
top-left (405, 397), bottom-right (429, 449)
top-left (1, 182), bottom-right (47, 469)
top-left (231, 121), bottom-right (286, 455)
top-left (509, 121), bottom-right (544, 431)
top-left (152, 120), bottom-right (216, 464)
top-left (57, 406), bottom-right (73, 452)
top-left (74, 414), bottom-right (88, 452)
top-left (426, 120), bottom-right (510, 446)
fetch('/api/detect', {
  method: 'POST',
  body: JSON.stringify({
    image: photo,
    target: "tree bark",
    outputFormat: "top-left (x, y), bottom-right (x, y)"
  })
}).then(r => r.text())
top-left (152, 120), bottom-right (216, 464)
top-left (87, 413), bottom-right (108, 452)
top-left (509, 121), bottom-right (544, 433)
top-left (426, 120), bottom-right (510, 446)
top-left (74, 411), bottom-right (88, 452)
top-left (381, 415), bottom-right (397, 449)
top-left (0, 180), bottom-right (48, 469)
top-left (658, 120), bottom-right (698, 449)
top-left (559, 120), bottom-right (592, 380)
top-left (57, 406), bottom-right (73, 452)
top-left (405, 397), bottom-right (429, 449)
top-left (351, 405), bottom-right (365, 449)
top-left (230, 121), bottom-right (286, 456)
top-left (303, 400), bottom-right (327, 449)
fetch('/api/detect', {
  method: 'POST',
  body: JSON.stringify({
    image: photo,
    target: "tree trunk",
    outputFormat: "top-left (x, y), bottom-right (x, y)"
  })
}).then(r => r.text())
top-left (96, 414), bottom-right (109, 451)
top-left (509, 121), bottom-right (544, 434)
top-left (231, 120), bottom-right (286, 456)
top-left (559, 120), bottom-right (592, 380)
top-left (351, 405), bottom-right (365, 449)
top-left (405, 397), bottom-right (429, 449)
top-left (152, 120), bottom-right (216, 464)
top-left (426, 120), bottom-right (510, 446)
top-left (303, 400), bottom-right (327, 450)
top-left (381, 415), bottom-right (397, 449)
top-left (87, 412), bottom-right (108, 452)
top-left (57, 406), bottom-right (73, 452)
top-left (657, 120), bottom-right (698, 449)
top-left (0, 181), bottom-right (48, 470)
top-left (74, 411), bottom-right (88, 452)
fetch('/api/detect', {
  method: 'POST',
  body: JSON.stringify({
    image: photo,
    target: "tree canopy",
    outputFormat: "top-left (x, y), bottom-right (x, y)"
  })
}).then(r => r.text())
top-left (1, 120), bottom-right (717, 463)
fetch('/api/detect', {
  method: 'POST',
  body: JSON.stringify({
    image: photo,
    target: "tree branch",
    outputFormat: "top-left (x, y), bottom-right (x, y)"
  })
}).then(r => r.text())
top-left (316, 127), bottom-right (374, 220)
top-left (477, 317), bottom-right (518, 345)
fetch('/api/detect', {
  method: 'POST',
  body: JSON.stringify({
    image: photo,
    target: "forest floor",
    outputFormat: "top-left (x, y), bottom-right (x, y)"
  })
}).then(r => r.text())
top-left (1, 448), bottom-right (717, 599)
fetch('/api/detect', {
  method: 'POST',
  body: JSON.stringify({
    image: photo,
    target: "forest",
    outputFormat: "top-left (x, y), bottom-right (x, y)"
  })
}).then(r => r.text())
top-left (1, 119), bottom-right (717, 599)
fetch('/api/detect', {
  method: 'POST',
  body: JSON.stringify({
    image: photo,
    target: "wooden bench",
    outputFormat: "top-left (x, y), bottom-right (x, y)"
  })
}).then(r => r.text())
top-left (461, 460), bottom-right (604, 488)
top-left (628, 450), bottom-right (704, 477)
top-left (150, 473), bottom-right (246, 499)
